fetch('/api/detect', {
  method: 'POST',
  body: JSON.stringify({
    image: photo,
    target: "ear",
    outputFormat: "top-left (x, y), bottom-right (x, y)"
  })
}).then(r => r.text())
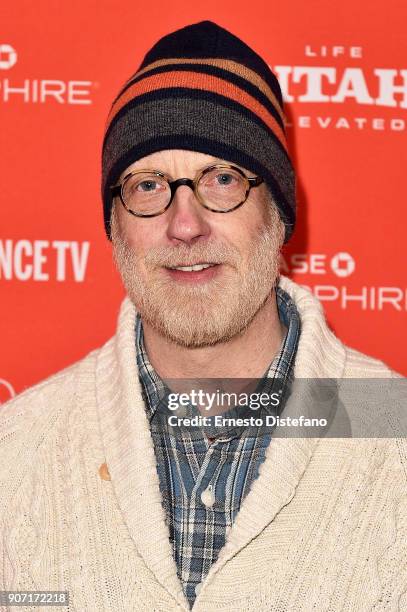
top-left (278, 218), bottom-right (286, 247)
top-left (110, 201), bottom-right (119, 239)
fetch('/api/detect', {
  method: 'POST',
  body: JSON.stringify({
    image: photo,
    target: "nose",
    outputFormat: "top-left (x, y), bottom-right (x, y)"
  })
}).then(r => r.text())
top-left (165, 184), bottom-right (211, 245)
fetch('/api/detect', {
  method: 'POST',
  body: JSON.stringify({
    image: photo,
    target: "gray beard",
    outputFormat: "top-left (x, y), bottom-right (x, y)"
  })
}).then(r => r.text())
top-left (110, 206), bottom-right (283, 348)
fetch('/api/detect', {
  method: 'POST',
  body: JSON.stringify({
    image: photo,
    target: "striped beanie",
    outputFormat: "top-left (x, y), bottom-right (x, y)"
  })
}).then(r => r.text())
top-left (102, 20), bottom-right (296, 242)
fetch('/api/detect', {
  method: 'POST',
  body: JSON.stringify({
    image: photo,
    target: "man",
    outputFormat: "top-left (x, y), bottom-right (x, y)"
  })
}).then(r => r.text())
top-left (1, 20), bottom-right (406, 612)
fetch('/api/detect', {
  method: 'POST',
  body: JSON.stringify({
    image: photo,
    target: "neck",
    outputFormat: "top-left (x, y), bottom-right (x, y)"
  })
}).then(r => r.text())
top-left (141, 289), bottom-right (286, 380)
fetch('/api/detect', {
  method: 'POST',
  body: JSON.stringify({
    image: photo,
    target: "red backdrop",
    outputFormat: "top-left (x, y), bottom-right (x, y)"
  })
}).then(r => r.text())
top-left (1, 0), bottom-right (406, 404)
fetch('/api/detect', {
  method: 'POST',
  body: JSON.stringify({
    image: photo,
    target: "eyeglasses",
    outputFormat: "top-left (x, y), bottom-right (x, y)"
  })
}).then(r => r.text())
top-left (110, 163), bottom-right (264, 218)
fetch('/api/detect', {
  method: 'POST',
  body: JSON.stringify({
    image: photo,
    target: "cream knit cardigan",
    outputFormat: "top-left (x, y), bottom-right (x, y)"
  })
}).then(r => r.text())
top-left (1, 276), bottom-right (406, 612)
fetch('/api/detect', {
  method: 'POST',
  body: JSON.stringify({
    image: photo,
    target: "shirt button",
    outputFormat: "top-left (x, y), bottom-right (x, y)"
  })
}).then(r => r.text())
top-left (200, 485), bottom-right (215, 507)
top-left (195, 583), bottom-right (202, 596)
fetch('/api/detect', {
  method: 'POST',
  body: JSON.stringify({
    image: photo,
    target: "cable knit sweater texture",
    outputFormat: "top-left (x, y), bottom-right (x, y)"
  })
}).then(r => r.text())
top-left (0, 276), bottom-right (406, 611)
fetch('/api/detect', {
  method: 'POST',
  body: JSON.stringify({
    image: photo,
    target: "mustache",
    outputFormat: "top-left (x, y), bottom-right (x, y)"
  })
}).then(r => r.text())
top-left (143, 242), bottom-right (242, 268)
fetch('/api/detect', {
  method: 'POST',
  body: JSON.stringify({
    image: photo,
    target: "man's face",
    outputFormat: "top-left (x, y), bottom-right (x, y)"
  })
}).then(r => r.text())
top-left (110, 149), bottom-right (284, 348)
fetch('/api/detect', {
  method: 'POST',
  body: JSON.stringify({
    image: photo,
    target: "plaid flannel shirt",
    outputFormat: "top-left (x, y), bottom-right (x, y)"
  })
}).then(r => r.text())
top-left (136, 286), bottom-right (301, 608)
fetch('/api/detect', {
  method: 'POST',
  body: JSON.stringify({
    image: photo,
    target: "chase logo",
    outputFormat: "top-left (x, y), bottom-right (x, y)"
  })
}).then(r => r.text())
top-left (330, 252), bottom-right (356, 278)
top-left (0, 44), bottom-right (17, 70)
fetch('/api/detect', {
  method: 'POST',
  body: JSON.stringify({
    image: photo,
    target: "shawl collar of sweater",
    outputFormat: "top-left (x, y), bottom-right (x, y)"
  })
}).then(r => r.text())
top-left (94, 275), bottom-right (346, 610)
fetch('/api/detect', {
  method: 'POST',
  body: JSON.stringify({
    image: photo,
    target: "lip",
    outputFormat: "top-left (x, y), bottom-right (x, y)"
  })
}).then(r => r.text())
top-left (164, 263), bottom-right (221, 283)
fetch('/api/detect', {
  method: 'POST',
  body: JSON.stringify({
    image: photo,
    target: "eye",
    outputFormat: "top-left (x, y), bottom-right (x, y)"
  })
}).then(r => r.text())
top-left (200, 169), bottom-right (242, 189)
top-left (126, 175), bottom-right (169, 196)
top-left (137, 180), bottom-right (159, 192)
top-left (215, 172), bottom-right (236, 186)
